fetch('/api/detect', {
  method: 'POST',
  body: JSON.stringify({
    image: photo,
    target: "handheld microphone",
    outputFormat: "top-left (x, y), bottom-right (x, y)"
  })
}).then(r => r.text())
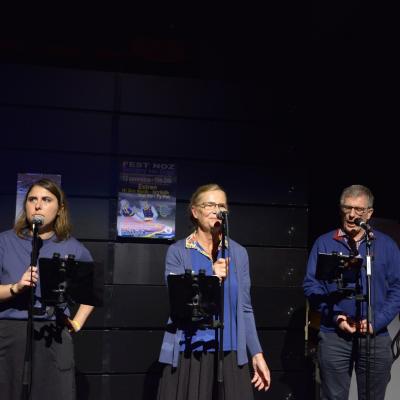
top-left (32, 216), bottom-right (44, 230)
top-left (354, 218), bottom-right (374, 239)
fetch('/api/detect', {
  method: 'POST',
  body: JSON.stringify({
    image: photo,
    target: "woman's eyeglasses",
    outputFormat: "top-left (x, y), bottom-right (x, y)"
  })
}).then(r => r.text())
top-left (197, 202), bottom-right (228, 212)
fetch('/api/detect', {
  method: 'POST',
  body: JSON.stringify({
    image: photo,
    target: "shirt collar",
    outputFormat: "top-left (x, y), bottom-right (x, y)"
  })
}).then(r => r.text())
top-left (335, 228), bottom-right (365, 245)
top-left (185, 232), bottom-right (229, 259)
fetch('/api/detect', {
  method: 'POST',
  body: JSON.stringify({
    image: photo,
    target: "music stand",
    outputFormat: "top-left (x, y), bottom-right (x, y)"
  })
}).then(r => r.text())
top-left (167, 270), bottom-right (220, 330)
top-left (39, 253), bottom-right (103, 307)
top-left (316, 252), bottom-right (363, 295)
top-left (316, 251), bottom-right (371, 398)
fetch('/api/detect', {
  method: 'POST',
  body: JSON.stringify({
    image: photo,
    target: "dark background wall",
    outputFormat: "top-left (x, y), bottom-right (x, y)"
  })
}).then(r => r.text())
top-left (0, 62), bottom-right (311, 399)
top-left (0, 4), bottom-right (399, 399)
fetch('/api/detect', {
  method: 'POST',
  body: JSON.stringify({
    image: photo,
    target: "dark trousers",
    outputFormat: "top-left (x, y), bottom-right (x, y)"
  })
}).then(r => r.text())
top-left (0, 319), bottom-right (75, 400)
top-left (318, 331), bottom-right (393, 400)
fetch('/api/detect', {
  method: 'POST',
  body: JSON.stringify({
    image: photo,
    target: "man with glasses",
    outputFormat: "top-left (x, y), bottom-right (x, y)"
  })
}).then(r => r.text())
top-left (303, 184), bottom-right (400, 400)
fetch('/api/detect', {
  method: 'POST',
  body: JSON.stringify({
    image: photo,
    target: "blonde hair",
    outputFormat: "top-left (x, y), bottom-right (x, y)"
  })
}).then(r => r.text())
top-left (14, 178), bottom-right (72, 241)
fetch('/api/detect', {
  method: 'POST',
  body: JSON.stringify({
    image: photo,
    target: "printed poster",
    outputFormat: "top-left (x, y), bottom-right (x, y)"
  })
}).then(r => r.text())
top-left (117, 161), bottom-right (176, 239)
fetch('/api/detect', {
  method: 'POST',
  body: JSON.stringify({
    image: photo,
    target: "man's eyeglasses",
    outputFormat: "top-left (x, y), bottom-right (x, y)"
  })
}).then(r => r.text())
top-left (341, 205), bottom-right (371, 215)
top-left (197, 202), bottom-right (228, 212)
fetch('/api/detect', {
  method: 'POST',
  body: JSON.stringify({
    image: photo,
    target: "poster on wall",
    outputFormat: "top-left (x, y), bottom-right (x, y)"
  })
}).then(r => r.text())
top-left (117, 160), bottom-right (176, 240)
top-left (15, 173), bottom-right (62, 221)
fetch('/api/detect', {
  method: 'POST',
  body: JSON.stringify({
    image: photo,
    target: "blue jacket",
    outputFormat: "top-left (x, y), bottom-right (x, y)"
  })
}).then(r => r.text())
top-left (303, 229), bottom-right (400, 334)
top-left (158, 238), bottom-right (262, 367)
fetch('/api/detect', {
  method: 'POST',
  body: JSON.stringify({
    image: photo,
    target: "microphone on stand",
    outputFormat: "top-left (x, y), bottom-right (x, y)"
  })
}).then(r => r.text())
top-left (32, 215), bottom-right (44, 231)
top-left (354, 217), bottom-right (374, 239)
top-left (216, 210), bottom-right (228, 220)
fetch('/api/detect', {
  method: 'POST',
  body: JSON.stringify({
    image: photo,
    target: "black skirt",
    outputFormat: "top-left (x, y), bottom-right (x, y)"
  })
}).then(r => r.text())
top-left (157, 351), bottom-right (254, 400)
top-left (0, 319), bottom-right (75, 400)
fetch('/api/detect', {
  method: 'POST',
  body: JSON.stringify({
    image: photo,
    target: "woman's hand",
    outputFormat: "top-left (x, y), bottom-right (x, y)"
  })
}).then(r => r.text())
top-left (251, 352), bottom-right (271, 391)
top-left (212, 258), bottom-right (229, 280)
top-left (67, 304), bottom-right (94, 333)
top-left (14, 266), bottom-right (39, 294)
top-left (66, 318), bottom-right (82, 333)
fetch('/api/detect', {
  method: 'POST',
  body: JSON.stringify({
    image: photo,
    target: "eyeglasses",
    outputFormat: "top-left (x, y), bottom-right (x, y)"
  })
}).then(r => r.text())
top-left (341, 205), bottom-right (371, 215)
top-left (197, 202), bottom-right (228, 212)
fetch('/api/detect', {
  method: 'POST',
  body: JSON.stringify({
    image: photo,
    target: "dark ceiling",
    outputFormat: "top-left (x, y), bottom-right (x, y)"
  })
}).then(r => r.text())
top-left (0, 3), bottom-right (369, 79)
top-left (0, 3), bottom-right (396, 158)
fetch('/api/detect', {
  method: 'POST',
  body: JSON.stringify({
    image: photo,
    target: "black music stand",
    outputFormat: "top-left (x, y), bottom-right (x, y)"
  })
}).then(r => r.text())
top-left (167, 269), bottom-right (220, 330)
top-left (316, 252), bottom-right (363, 296)
top-left (167, 270), bottom-right (221, 398)
top-left (20, 254), bottom-right (102, 400)
top-left (39, 253), bottom-right (103, 307)
top-left (316, 251), bottom-right (370, 399)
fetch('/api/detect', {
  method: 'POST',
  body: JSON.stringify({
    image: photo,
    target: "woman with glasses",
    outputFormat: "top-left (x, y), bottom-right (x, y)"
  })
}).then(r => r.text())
top-left (303, 184), bottom-right (400, 400)
top-left (157, 183), bottom-right (270, 400)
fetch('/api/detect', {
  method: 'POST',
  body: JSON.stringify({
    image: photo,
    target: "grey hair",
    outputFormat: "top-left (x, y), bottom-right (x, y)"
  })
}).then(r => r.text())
top-left (340, 185), bottom-right (374, 208)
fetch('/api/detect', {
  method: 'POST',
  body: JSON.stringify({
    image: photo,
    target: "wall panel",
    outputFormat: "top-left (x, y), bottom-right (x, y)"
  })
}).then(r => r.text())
top-left (176, 161), bottom-right (308, 206)
top-left (0, 64), bottom-right (114, 110)
top-left (0, 149), bottom-right (114, 197)
top-left (252, 287), bottom-right (306, 329)
top-left (109, 331), bottom-right (164, 373)
top-left (2, 106), bottom-right (113, 153)
top-left (69, 198), bottom-right (112, 240)
top-left (113, 242), bottom-right (168, 285)
top-left (0, 194), bottom-right (16, 230)
top-left (107, 286), bottom-right (169, 328)
top-left (81, 242), bottom-right (114, 284)
top-left (248, 247), bottom-right (307, 287)
top-left (120, 73), bottom-right (271, 120)
top-left (74, 330), bottom-right (107, 373)
top-left (258, 330), bottom-right (306, 371)
top-left (118, 115), bottom-right (268, 162)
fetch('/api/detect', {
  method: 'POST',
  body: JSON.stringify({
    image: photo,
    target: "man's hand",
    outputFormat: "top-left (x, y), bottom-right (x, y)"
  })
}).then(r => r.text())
top-left (358, 319), bottom-right (373, 334)
top-left (336, 314), bottom-right (357, 333)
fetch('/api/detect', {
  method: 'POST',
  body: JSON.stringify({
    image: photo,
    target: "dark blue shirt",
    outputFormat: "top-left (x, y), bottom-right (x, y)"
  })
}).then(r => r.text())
top-left (0, 229), bottom-right (93, 320)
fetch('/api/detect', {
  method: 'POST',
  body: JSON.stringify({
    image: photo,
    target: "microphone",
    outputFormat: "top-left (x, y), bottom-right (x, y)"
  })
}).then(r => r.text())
top-left (32, 215), bottom-right (44, 230)
top-left (217, 210), bottom-right (228, 220)
top-left (354, 218), bottom-right (374, 239)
